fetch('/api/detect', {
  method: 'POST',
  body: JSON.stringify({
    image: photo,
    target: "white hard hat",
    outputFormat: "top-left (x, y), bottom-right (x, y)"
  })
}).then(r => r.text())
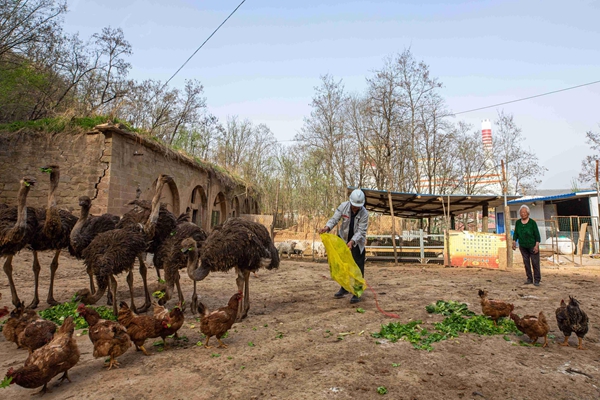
top-left (349, 189), bottom-right (365, 207)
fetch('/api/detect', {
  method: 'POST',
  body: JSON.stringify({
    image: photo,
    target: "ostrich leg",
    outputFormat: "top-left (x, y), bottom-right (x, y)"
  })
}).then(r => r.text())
top-left (235, 268), bottom-right (251, 321)
top-left (28, 251), bottom-right (41, 309)
top-left (47, 249), bottom-right (61, 306)
top-left (3, 256), bottom-right (22, 307)
top-left (175, 272), bottom-right (185, 311)
top-left (86, 265), bottom-right (96, 294)
top-left (126, 269), bottom-right (138, 313)
top-left (109, 275), bottom-right (119, 317)
top-left (137, 254), bottom-right (151, 313)
top-left (191, 280), bottom-right (198, 315)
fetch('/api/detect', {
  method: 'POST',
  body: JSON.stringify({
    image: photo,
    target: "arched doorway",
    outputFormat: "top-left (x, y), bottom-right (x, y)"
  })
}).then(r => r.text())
top-left (152, 177), bottom-right (180, 215)
top-left (231, 196), bottom-right (240, 218)
top-left (190, 185), bottom-right (207, 228)
top-left (211, 192), bottom-right (227, 228)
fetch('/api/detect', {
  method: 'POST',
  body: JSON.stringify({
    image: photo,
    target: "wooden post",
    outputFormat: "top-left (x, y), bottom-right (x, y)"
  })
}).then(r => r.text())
top-left (578, 222), bottom-right (588, 266)
top-left (596, 160), bottom-right (600, 253)
top-left (502, 160), bottom-right (513, 269)
top-left (387, 191), bottom-right (398, 266)
top-left (482, 203), bottom-right (489, 233)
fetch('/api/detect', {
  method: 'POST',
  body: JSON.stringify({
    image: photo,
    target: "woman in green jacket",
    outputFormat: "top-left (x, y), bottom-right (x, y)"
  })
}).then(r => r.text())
top-left (512, 205), bottom-right (541, 286)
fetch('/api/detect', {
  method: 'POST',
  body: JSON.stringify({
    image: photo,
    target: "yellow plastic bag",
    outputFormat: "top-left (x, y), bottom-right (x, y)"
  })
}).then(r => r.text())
top-left (321, 233), bottom-right (365, 297)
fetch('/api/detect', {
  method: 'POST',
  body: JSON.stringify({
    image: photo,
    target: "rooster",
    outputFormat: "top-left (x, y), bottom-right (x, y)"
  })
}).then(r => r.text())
top-left (510, 312), bottom-right (550, 347)
top-left (77, 304), bottom-right (132, 369)
top-left (5, 316), bottom-right (80, 395)
top-left (478, 289), bottom-right (514, 326)
top-left (556, 296), bottom-right (589, 350)
top-left (198, 292), bottom-right (242, 348)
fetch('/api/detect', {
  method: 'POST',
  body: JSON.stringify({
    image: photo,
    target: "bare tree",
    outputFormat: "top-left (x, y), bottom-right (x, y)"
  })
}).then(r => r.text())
top-left (0, 0), bottom-right (66, 58)
top-left (578, 125), bottom-right (600, 185)
top-left (491, 111), bottom-right (546, 195)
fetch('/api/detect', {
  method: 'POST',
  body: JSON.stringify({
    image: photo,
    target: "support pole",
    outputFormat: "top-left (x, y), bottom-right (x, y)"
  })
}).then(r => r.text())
top-left (482, 203), bottom-right (489, 233)
top-left (387, 191), bottom-right (398, 266)
top-left (502, 160), bottom-right (513, 269)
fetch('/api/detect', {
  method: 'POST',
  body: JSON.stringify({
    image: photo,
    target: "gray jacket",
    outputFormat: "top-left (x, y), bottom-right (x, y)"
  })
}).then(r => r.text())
top-left (325, 201), bottom-right (369, 253)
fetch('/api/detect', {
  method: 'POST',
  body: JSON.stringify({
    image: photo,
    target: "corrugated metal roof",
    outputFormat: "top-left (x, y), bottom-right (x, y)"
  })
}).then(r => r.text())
top-left (508, 190), bottom-right (597, 204)
top-left (349, 187), bottom-right (521, 218)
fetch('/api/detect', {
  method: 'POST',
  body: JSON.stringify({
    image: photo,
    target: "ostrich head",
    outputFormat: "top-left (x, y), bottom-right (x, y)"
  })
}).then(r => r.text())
top-left (74, 289), bottom-right (92, 304)
top-left (180, 237), bottom-right (197, 254)
top-left (20, 177), bottom-right (36, 188)
top-left (78, 196), bottom-right (91, 208)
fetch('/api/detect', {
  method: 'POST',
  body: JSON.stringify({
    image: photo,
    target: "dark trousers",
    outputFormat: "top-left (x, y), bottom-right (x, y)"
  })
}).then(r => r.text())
top-left (520, 246), bottom-right (541, 283)
top-left (339, 246), bottom-right (365, 293)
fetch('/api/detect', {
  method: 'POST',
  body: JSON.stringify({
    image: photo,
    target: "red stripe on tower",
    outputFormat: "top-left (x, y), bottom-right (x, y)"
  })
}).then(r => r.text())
top-left (481, 119), bottom-right (493, 152)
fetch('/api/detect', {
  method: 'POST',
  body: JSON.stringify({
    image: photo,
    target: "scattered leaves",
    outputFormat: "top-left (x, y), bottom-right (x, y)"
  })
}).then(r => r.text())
top-left (392, 363), bottom-right (400, 367)
top-left (377, 386), bottom-right (388, 395)
top-left (211, 353), bottom-right (221, 357)
top-left (248, 342), bottom-right (255, 347)
top-left (0, 376), bottom-right (12, 389)
top-left (356, 308), bottom-right (366, 313)
top-left (39, 296), bottom-right (116, 329)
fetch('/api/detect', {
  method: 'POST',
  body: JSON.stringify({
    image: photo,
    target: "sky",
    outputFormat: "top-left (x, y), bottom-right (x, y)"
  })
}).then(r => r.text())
top-left (63, 0), bottom-right (600, 190)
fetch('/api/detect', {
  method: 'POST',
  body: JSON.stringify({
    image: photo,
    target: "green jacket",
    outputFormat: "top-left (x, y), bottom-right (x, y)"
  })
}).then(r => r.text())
top-left (513, 219), bottom-right (541, 249)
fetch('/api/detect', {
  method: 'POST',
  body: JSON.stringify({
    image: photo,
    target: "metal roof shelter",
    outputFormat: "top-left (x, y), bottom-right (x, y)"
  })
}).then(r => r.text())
top-left (348, 187), bottom-right (521, 218)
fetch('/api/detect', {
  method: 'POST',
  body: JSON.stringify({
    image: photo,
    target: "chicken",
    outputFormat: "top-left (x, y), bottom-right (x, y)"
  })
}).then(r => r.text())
top-left (198, 292), bottom-right (242, 348)
top-left (153, 303), bottom-right (185, 347)
top-left (478, 289), bottom-right (514, 326)
top-left (5, 316), bottom-right (80, 395)
top-left (77, 304), bottom-right (132, 369)
top-left (117, 301), bottom-right (169, 355)
top-left (152, 301), bottom-right (170, 320)
top-left (2, 303), bottom-right (39, 348)
top-left (510, 312), bottom-right (550, 347)
top-left (17, 319), bottom-right (57, 354)
top-left (556, 296), bottom-right (589, 350)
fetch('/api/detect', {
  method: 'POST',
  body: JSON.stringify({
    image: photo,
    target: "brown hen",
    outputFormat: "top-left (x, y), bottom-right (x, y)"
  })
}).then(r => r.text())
top-left (510, 311), bottom-right (550, 347)
top-left (6, 316), bottom-right (80, 395)
top-left (2, 304), bottom-right (39, 348)
top-left (78, 304), bottom-right (132, 369)
top-left (117, 301), bottom-right (169, 355)
top-left (478, 289), bottom-right (514, 326)
top-left (198, 292), bottom-right (242, 348)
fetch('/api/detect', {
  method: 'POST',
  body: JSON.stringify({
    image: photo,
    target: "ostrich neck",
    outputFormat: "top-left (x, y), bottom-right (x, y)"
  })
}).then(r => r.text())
top-left (15, 183), bottom-right (32, 231)
top-left (145, 179), bottom-right (167, 236)
top-left (71, 205), bottom-right (90, 240)
top-left (186, 249), bottom-right (203, 280)
top-left (47, 171), bottom-right (59, 209)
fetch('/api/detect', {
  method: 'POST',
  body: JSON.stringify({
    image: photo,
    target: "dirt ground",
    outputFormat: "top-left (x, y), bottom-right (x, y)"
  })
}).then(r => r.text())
top-left (1, 251), bottom-right (600, 400)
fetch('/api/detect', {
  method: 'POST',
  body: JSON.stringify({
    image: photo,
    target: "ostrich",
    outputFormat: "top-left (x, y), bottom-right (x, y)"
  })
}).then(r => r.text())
top-left (1, 177), bottom-right (38, 307)
top-left (29, 166), bottom-right (78, 307)
top-left (70, 196), bottom-right (120, 293)
top-left (153, 213), bottom-right (207, 312)
top-left (75, 174), bottom-right (173, 315)
top-left (183, 218), bottom-right (279, 321)
top-left (116, 186), bottom-right (177, 312)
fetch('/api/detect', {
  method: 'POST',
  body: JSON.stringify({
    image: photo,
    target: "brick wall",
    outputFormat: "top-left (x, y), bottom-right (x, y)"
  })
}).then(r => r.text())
top-left (0, 126), bottom-right (260, 232)
top-left (0, 130), bottom-right (109, 214)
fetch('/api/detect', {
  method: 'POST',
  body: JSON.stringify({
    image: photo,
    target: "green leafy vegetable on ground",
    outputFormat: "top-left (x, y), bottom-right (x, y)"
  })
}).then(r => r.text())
top-left (38, 296), bottom-right (116, 329)
top-left (377, 386), bottom-right (388, 395)
top-left (372, 301), bottom-right (522, 351)
top-left (1, 376), bottom-right (12, 389)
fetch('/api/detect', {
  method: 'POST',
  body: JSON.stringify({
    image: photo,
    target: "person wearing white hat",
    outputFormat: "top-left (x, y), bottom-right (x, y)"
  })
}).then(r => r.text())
top-left (318, 189), bottom-right (369, 304)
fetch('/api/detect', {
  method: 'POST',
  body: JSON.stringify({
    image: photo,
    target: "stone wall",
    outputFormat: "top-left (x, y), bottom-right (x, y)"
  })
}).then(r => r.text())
top-left (0, 125), bottom-right (261, 232)
top-left (0, 130), bottom-right (109, 214)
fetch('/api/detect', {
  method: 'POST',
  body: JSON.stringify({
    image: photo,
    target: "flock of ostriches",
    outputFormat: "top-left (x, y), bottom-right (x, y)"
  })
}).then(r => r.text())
top-left (0, 166), bottom-right (280, 394)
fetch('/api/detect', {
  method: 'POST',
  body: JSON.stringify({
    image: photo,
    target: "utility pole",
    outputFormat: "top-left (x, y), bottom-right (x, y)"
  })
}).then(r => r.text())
top-left (502, 160), bottom-right (513, 269)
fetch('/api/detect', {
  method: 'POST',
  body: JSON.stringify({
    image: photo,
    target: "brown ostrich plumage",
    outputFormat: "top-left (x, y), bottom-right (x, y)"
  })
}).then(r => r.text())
top-left (154, 221), bottom-right (207, 311)
top-left (75, 175), bottom-right (173, 315)
top-left (28, 166), bottom-right (77, 307)
top-left (0, 177), bottom-right (38, 307)
top-left (185, 218), bottom-right (279, 321)
top-left (116, 182), bottom-right (177, 312)
top-left (70, 196), bottom-right (120, 293)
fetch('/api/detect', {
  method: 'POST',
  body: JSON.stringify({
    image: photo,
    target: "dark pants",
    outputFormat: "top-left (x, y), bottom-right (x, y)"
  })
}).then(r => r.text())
top-left (339, 246), bottom-right (365, 293)
top-left (520, 246), bottom-right (541, 283)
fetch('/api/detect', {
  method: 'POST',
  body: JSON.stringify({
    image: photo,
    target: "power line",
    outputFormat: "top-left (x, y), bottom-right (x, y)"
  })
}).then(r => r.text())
top-left (454, 79), bottom-right (600, 115)
top-left (163, 0), bottom-right (247, 88)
